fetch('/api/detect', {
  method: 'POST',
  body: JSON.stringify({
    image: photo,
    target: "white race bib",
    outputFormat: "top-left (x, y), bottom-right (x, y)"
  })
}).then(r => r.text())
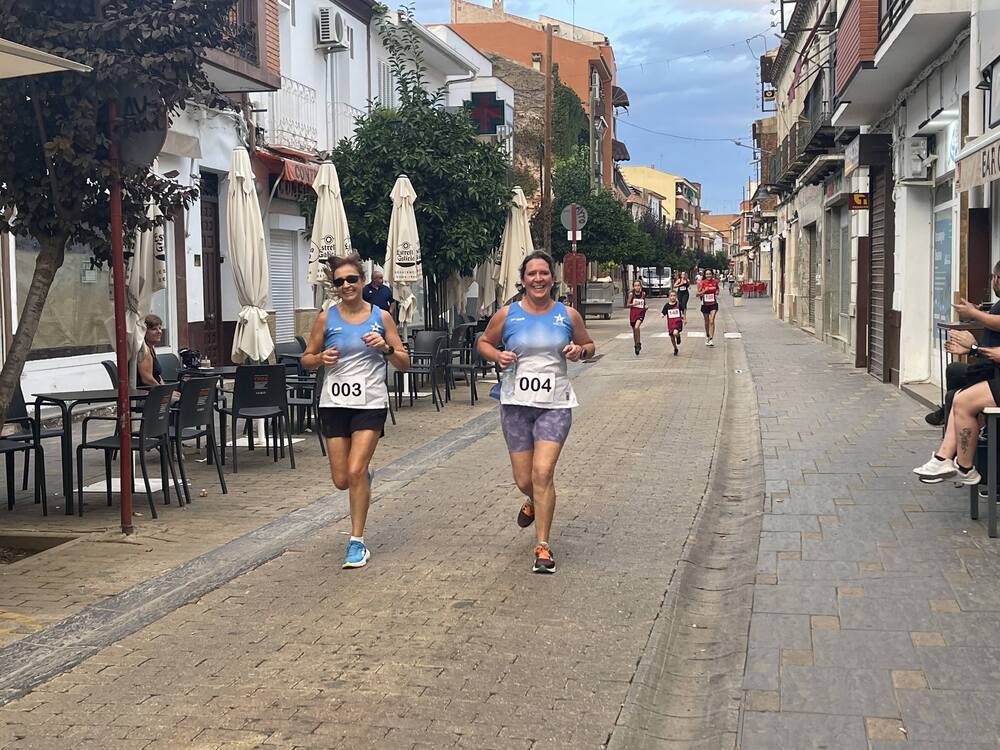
top-left (327, 376), bottom-right (366, 407)
top-left (667, 308), bottom-right (681, 319)
top-left (632, 297), bottom-right (646, 309)
top-left (704, 293), bottom-right (716, 304)
top-left (514, 370), bottom-right (555, 404)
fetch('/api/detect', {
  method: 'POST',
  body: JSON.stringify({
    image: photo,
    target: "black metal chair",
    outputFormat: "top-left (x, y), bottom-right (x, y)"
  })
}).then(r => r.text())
top-left (217, 365), bottom-right (295, 473)
top-left (6, 382), bottom-right (76, 502)
top-left (406, 331), bottom-right (448, 411)
top-left (101, 360), bottom-right (119, 387)
top-left (1, 385), bottom-right (47, 514)
top-left (170, 376), bottom-right (227, 503)
top-left (76, 384), bottom-right (182, 519)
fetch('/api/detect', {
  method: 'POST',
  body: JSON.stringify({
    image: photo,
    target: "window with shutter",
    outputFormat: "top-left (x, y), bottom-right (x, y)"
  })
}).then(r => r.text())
top-left (268, 230), bottom-right (297, 343)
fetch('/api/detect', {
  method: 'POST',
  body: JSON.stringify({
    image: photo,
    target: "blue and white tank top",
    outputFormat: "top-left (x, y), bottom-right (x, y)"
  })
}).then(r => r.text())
top-left (318, 304), bottom-right (389, 410)
top-left (499, 301), bottom-right (578, 409)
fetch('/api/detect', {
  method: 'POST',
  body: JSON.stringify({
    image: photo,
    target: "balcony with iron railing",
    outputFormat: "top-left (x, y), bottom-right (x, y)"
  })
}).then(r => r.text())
top-left (203, 0), bottom-right (280, 94)
top-left (329, 101), bottom-right (365, 147)
top-left (261, 76), bottom-right (319, 152)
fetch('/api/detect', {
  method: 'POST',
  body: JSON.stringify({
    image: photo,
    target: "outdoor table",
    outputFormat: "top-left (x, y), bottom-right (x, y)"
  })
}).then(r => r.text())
top-left (33, 388), bottom-right (146, 514)
top-left (180, 365), bottom-right (238, 379)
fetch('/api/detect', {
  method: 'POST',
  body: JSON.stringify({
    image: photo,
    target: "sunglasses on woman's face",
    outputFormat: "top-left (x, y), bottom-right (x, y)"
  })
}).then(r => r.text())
top-left (333, 274), bottom-right (361, 287)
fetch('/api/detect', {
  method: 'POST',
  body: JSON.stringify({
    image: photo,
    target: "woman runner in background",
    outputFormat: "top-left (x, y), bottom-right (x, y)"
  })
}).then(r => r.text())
top-left (478, 251), bottom-right (595, 574)
top-left (674, 272), bottom-right (691, 322)
top-left (697, 268), bottom-right (720, 347)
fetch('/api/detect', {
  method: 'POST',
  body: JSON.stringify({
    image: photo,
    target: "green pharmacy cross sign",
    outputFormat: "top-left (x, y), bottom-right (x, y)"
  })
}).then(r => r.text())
top-left (467, 92), bottom-right (505, 136)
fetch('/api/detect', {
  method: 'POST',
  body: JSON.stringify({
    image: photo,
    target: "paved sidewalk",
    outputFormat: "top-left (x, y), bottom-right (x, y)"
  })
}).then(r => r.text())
top-left (0, 313), bottom-right (733, 749)
top-left (734, 302), bottom-right (1000, 749)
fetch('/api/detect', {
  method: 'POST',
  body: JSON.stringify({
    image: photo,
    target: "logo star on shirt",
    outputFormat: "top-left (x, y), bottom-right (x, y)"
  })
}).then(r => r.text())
top-left (370, 322), bottom-right (383, 333)
top-left (553, 313), bottom-right (566, 325)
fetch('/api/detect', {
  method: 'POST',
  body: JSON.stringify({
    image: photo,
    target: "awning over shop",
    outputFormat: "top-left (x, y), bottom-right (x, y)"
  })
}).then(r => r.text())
top-left (955, 127), bottom-right (1000, 193)
top-left (612, 138), bottom-right (631, 162)
top-left (612, 85), bottom-right (630, 109)
top-left (0, 37), bottom-right (90, 78)
top-left (255, 146), bottom-right (321, 188)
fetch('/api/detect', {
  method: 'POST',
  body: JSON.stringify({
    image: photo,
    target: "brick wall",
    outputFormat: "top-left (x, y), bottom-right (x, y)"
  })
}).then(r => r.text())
top-left (264, 0), bottom-right (280, 77)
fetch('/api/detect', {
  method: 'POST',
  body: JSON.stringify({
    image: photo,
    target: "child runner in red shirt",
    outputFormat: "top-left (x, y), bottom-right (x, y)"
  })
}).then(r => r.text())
top-left (627, 279), bottom-right (648, 356)
top-left (661, 289), bottom-right (684, 355)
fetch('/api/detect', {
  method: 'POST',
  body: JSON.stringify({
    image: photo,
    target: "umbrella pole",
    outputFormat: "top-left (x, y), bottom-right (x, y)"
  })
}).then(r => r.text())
top-left (109, 100), bottom-right (134, 535)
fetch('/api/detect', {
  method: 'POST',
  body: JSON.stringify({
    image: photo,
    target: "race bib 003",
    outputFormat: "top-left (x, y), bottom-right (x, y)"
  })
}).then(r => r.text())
top-left (514, 371), bottom-right (555, 404)
top-left (704, 293), bottom-right (716, 304)
top-left (327, 376), bottom-right (366, 407)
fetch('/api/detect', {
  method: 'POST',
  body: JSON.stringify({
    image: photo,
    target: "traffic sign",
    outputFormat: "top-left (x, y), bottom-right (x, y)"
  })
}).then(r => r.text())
top-left (560, 203), bottom-right (589, 231)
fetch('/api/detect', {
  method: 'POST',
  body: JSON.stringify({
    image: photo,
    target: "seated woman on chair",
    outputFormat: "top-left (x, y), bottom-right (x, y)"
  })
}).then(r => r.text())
top-left (137, 314), bottom-right (165, 387)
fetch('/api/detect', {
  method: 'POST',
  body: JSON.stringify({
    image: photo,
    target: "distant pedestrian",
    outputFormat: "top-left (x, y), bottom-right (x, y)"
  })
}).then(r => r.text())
top-left (662, 289), bottom-right (684, 355)
top-left (478, 250), bottom-right (595, 574)
top-left (301, 254), bottom-right (410, 569)
top-left (362, 269), bottom-right (396, 316)
top-left (698, 268), bottom-right (720, 347)
top-left (627, 279), bottom-right (647, 356)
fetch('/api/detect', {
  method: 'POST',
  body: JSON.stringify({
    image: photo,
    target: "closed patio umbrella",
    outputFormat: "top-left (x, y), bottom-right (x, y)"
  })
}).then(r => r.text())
top-left (0, 38), bottom-right (90, 78)
top-left (308, 162), bottom-right (351, 305)
top-left (383, 175), bottom-right (422, 328)
top-left (127, 202), bottom-right (166, 360)
top-left (228, 147), bottom-right (274, 363)
top-left (475, 256), bottom-right (498, 314)
top-left (496, 186), bottom-right (533, 305)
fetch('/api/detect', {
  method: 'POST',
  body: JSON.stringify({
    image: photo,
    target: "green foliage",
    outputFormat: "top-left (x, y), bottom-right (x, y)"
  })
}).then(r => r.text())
top-left (551, 66), bottom-right (588, 161)
top-left (0, 0), bottom-right (240, 253)
top-left (304, 5), bottom-right (509, 289)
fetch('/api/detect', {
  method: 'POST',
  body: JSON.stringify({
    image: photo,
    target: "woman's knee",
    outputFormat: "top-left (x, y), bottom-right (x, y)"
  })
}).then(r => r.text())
top-left (346, 465), bottom-right (368, 486)
top-left (531, 465), bottom-right (555, 488)
top-left (330, 470), bottom-right (349, 491)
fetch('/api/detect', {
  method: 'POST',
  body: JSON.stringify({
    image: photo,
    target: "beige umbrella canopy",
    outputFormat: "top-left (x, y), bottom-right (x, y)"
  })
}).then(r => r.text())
top-left (383, 175), bottom-right (422, 325)
top-left (496, 186), bottom-right (533, 305)
top-left (475, 255), bottom-right (499, 314)
top-left (227, 147), bottom-right (274, 363)
top-left (308, 162), bottom-right (351, 305)
top-left (127, 203), bottom-right (167, 360)
top-left (0, 38), bottom-right (90, 79)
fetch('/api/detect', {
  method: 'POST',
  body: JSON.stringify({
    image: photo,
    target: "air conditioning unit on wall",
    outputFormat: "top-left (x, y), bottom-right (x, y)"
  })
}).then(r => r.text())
top-left (317, 8), bottom-right (348, 51)
top-left (895, 136), bottom-right (931, 181)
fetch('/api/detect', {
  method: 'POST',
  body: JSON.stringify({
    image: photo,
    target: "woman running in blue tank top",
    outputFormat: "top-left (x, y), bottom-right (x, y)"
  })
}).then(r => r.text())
top-left (478, 251), bottom-right (596, 573)
top-left (301, 254), bottom-right (410, 570)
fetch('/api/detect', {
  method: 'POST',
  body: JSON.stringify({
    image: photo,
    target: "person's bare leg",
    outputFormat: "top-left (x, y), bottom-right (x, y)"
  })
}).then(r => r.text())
top-left (509, 449), bottom-right (534, 502)
top-left (708, 309), bottom-right (718, 340)
top-left (937, 405), bottom-right (959, 458)
top-left (952, 382), bottom-right (996, 469)
top-left (344, 429), bottom-right (380, 537)
top-left (325, 437), bottom-right (351, 491)
top-left (633, 319), bottom-right (642, 347)
top-left (530, 440), bottom-right (564, 546)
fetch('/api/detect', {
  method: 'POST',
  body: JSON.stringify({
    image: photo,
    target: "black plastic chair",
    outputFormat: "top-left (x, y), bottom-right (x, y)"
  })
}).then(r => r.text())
top-left (406, 331), bottom-right (448, 410)
top-left (156, 352), bottom-right (181, 383)
top-left (217, 365), bottom-right (295, 473)
top-left (170, 377), bottom-right (227, 503)
top-left (1, 385), bottom-right (47, 515)
top-left (6, 382), bottom-right (75, 502)
top-left (101, 360), bottom-right (119, 387)
top-left (76, 384), bottom-right (182, 519)
top-left (448, 334), bottom-right (486, 406)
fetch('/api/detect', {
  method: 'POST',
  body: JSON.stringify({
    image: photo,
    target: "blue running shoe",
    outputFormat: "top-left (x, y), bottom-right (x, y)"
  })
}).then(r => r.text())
top-left (366, 466), bottom-right (374, 488)
top-left (343, 539), bottom-right (370, 569)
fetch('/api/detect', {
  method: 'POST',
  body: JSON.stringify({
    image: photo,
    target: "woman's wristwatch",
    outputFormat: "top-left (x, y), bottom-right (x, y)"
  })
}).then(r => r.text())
top-left (382, 345), bottom-right (395, 357)
top-left (971, 343), bottom-right (980, 356)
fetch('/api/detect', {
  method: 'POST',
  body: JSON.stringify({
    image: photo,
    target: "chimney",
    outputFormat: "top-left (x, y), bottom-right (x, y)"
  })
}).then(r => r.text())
top-left (531, 52), bottom-right (542, 72)
top-left (493, 0), bottom-right (504, 11)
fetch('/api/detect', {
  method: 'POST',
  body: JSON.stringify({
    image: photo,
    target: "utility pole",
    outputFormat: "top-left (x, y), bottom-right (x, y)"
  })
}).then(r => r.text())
top-left (543, 23), bottom-right (553, 255)
top-left (588, 67), bottom-right (596, 193)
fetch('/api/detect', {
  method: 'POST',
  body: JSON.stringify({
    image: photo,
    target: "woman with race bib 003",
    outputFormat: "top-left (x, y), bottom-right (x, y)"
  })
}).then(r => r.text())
top-left (697, 268), bottom-right (720, 347)
top-left (301, 254), bottom-right (409, 570)
top-left (478, 251), bottom-right (595, 574)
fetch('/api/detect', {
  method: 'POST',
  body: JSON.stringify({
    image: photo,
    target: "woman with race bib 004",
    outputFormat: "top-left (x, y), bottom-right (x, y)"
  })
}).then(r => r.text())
top-left (697, 268), bottom-right (720, 347)
top-left (301, 254), bottom-right (409, 570)
top-left (478, 251), bottom-right (596, 574)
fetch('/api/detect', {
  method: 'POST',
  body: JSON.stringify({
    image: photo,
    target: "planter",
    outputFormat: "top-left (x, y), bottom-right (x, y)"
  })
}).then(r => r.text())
top-left (733, 296), bottom-right (744, 306)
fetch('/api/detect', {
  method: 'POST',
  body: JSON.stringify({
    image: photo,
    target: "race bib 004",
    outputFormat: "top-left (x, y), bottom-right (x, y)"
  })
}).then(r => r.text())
top-left (514, 371), bottom-right (555, 404)
top-left (327, 376), bottom-right (366, 407)
top-left (704, 293), bottom-right (716, 304)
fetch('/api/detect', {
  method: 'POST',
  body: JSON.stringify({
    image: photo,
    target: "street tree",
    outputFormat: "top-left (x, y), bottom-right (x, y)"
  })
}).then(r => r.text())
top-left (311, 5), bottom-right (509, 323)
top-left (0, 0), bottom-right (243, 427)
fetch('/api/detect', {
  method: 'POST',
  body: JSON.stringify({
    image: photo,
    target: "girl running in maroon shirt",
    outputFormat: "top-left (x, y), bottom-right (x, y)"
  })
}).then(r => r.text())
top-left (662, 289), bottom-right (684, 355)
top-left (627, 279), bottom-right (647, 356)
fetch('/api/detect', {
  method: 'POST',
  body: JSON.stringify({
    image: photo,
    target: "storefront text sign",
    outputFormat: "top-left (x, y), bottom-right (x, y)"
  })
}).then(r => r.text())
top-left (956, 131), bottom-right (1000, 192)
top-left (848, 193), bottom-right (869, 210)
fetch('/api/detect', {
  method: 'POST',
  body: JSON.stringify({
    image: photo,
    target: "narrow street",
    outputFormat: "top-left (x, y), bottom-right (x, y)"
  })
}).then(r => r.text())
top-left (0, 310), bottom-right (738, 750)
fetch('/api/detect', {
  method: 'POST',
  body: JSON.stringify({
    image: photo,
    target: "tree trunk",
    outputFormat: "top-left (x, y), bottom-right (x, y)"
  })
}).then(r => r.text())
top-left (0, 235), bottom-right (67, 431)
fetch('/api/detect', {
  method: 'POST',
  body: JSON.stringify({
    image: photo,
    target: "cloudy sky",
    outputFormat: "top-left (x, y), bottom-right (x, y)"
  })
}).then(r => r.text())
top-left (414, 0), bottom-right (773, 213)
